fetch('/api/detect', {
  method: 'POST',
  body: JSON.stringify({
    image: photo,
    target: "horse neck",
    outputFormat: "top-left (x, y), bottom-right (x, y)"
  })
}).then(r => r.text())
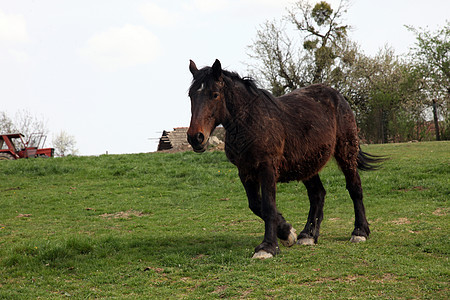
top-left (222, 83), bottom-right (259, 131)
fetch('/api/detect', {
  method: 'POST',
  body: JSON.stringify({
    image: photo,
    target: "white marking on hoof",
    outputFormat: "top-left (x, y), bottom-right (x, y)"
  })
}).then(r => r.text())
top-left (350, 235), bottom-right (367, 243)
top-left (252, 250), bottom-right (273, 260)
top-left (297, 238), bottom-right (315, 245)
top-left (280, 227), bottom-right (297, 247)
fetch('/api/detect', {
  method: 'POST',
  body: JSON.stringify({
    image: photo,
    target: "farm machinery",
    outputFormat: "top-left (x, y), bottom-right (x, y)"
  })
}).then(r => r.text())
top-left (0, 133), bottom-right (54, 160)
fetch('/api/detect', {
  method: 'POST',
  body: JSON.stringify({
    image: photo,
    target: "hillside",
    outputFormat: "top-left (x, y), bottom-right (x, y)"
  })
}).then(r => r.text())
top-left (0, 142), bottom-right (448, 298)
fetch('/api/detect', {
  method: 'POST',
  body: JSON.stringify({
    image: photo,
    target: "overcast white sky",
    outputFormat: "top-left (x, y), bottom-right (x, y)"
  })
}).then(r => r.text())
top-left (1, 0), bottom-right (448, 155)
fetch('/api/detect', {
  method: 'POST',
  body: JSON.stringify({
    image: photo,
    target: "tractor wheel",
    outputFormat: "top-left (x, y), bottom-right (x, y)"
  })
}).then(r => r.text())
top-left (0, 153), bottom-right (15, 161)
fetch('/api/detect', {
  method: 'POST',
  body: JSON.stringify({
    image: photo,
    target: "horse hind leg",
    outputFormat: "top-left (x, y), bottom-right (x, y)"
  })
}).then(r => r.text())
top-left (335, 156), bottom-right (370, 242)
top-left (346, 169), bottom-right (370, 242)
top-left (335, 106), bottom-right (370, 242)
top-left (298, 174), bottom-right (326, 245)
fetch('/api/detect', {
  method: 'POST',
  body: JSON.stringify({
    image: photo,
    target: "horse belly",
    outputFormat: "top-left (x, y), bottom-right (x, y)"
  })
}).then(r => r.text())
top-left (278, 143), bottom-right (334, 182)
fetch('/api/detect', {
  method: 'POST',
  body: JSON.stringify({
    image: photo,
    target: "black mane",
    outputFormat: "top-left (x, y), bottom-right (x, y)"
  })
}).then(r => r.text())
top-left (189, 66), bottom-right (263, 97)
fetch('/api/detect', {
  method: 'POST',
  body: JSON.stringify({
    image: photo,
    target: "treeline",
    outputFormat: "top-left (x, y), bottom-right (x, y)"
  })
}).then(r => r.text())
top-left (248, 1), bottom-right (449, 143)
top-left (0, 110), bottom-right (78, 156)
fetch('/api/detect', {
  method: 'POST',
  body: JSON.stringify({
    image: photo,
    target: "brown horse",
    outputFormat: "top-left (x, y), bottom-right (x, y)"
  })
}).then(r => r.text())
top-left (187, 59), bottom-right (383, 259)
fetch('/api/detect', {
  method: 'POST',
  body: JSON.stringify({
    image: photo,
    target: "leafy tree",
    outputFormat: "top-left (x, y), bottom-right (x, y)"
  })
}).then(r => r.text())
top-left (341, 47), bottom-right (427, 143)
top-left (288, 0), bottom-right (350, 83)
top-left (407, 21), bottom-right (450, 140)
top-left (247, 0), bottom-right (351, 96)
top-left (247, 1), bottom-right (447, 143)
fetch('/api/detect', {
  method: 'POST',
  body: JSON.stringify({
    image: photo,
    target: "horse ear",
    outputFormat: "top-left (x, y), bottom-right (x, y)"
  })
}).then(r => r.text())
top-left (212, 59), bottom-right (222, 80)
top-left (189, 60), bottom-right (198, 76)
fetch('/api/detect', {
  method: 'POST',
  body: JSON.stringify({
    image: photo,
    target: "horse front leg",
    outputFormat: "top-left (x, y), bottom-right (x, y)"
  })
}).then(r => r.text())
top-left (251, 165), bottom-right (281, 259)
top-left (240, 170), bottom-right (296, 259)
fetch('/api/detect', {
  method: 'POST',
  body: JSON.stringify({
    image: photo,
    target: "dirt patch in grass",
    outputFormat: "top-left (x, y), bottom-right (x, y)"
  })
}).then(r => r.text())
top-left (395, 186), bottom-right (428, 192)
top-left (144, 266), bottom-right (165, 273)
top-left (392, 218), bottom-right (411, 225)
top-left (311, 273), bottom-right (398, 285)
top-left (2, 187), bottom-right (21, 192)
top-left (99, 210), bottom-right (148, 219)
top-left (432, 207), bottom-right (448, 216)
top-left (213, 285), bottom-right (229, 295)
top-left (373, 273), bottom-right (398, 283)
top-left (16, 214), bottom-right (32, 218)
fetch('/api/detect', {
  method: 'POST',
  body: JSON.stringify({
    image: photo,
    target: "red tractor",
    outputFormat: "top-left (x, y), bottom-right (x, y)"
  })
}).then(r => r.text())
top-left (0, 133), bottom-right (54, 160)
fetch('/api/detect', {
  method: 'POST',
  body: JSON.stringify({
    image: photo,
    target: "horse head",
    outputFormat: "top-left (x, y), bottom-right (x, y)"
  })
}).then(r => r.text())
top-left (187, 59), bottom-right (227, 152)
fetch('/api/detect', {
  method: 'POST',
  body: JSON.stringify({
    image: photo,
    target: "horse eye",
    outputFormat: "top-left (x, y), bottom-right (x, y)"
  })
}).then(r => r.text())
top-left (212, 92), bottom-right (220, 99)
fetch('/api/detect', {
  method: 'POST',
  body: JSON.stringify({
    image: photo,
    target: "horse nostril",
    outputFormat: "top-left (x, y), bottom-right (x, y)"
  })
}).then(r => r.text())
top-left (187, 132), bottom-right (205, 148)
top-left (196, 132), bottom-right (205, 144)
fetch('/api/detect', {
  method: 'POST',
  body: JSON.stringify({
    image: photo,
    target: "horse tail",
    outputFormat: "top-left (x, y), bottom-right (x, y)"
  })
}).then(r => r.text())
top-left (357, 146), bottom-right (387, 171)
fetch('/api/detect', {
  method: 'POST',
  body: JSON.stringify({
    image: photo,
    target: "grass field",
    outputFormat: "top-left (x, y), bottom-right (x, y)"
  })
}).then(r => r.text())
top-left (0, 141), bottom-right (448, 299)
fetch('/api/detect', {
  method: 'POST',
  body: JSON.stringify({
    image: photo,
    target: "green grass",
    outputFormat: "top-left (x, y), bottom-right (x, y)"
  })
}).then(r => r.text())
top-left (0, 142), bottom-right (448, 299)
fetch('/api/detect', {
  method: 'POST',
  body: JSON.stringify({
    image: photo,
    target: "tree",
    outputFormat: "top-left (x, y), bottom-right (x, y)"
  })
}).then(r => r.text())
top-left (0, 112), bottom-right (17, 134)
top-left (288, 0), bottom-right (350, 83)
top-left (0, 110), bottom-right (49, 146)
top-left (247, 0), bottom-right (352, 96)
top-left (247, 1), bottom-right (446, 143)
top-left (52, 131), bottom-right (78, 157)
top-left (248, 20), bottom-right (311, 96)
top-left (341, 47), bottom-right (427, 143)
top-left (407, 21), bottom-right (450, 140)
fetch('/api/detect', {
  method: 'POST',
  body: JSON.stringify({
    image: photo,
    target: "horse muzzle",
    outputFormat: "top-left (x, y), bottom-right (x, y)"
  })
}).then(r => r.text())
top-left (187, 132), bottom-right (208, 153)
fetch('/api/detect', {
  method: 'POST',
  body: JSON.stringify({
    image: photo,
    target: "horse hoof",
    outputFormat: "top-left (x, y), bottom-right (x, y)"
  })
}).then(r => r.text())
top-left (350, 235), bottom-right (367, 243)
top-left (252, 250), bottom-right (273, 260)
top-left (280, 227), bottom-right (297, 247)
top-left (297, 237), bottom-right (315, 245)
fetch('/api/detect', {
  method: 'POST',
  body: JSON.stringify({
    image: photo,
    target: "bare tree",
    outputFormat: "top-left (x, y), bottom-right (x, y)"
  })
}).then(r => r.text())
top-left (52, 131), bottom-right (78, 157)
top-left (0, 112), bottom-right (17, 134)
top-left (248, 19), bottom-right (312, 96)
top-left (0, 110), bottom-right (49, 146)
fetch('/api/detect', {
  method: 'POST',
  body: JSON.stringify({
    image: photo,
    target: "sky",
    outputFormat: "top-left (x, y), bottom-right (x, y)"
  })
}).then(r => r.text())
top-left (0, 0), bottom-right (448, 155)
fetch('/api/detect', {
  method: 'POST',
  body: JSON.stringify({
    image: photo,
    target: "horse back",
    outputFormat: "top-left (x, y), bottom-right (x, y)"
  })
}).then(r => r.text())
top-left (275, 84), bottom-right (356, 182)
